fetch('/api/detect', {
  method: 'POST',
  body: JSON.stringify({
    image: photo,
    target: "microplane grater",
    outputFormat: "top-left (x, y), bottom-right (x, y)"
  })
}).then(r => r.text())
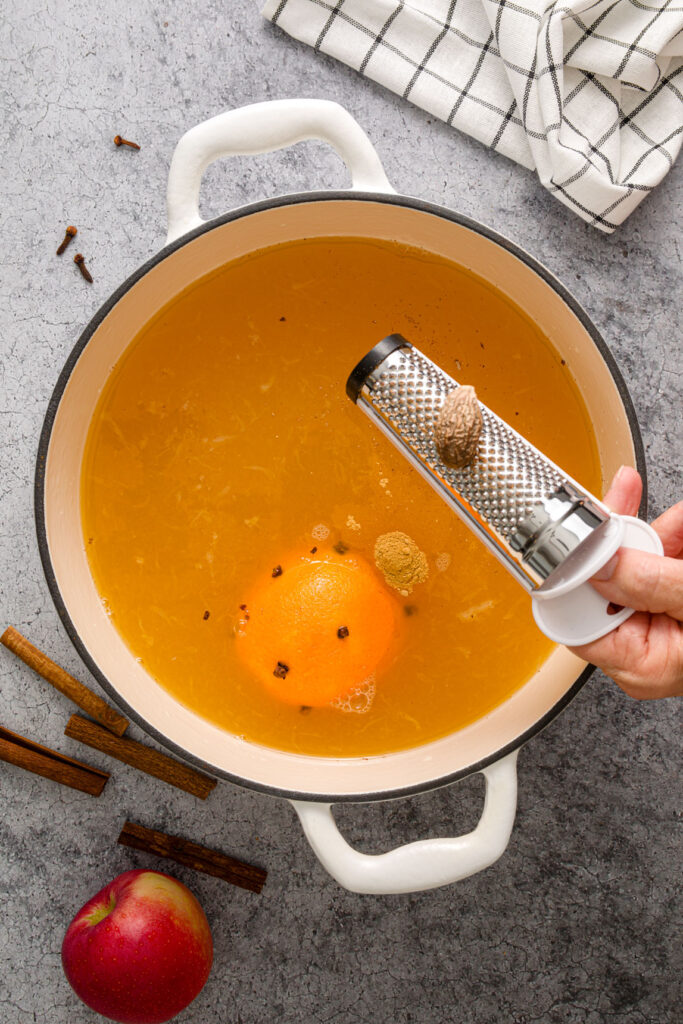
top-left (346, 335), bottom-right (663, 645)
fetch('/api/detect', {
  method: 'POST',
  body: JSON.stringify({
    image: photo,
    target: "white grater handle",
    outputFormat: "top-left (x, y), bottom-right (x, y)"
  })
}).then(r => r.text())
top-left (166, 99), bottom-right (394, 242)
top-left (291, 751), bottom-right (518, 894)
top-left (532, 515), bottom-right (663, 645)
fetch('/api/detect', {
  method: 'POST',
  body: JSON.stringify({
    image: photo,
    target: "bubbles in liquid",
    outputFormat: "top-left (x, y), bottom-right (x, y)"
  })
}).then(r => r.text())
top-left (435, 552), bottom-right (451, 572)
top-left (331, 676), bottom-right (376, 714)
top-left (311, 523), bottom-right (330, 540)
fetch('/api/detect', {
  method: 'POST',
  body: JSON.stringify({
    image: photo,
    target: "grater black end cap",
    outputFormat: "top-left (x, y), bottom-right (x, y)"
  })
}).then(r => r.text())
top-left (346, 334), bottom-right (411, 403)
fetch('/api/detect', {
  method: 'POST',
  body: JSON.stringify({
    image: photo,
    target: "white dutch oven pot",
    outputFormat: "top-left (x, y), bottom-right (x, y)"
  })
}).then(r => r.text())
top-left (36, 101), bottom-right (646, 895)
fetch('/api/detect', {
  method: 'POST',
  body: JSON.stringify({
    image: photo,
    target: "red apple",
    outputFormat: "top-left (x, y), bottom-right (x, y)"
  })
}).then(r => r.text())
top-left (61, 869), bottom-right (213, 1024)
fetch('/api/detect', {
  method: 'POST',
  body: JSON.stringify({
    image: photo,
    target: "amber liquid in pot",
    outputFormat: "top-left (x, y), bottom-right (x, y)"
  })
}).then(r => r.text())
top-left (81, 237), bottom-right (601, 757)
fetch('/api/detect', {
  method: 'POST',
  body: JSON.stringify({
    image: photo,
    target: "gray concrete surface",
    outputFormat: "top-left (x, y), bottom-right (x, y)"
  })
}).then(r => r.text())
top-left (1, 2), bottom-right (681, 1022)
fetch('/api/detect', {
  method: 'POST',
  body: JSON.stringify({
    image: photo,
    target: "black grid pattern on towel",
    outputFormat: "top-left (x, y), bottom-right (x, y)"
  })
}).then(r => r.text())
top-left (264, 0), bottom-right (683, 231)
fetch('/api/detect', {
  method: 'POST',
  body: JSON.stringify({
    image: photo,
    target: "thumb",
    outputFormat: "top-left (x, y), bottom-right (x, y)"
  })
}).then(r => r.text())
top-left (592, 548), bottom-right (683, 620)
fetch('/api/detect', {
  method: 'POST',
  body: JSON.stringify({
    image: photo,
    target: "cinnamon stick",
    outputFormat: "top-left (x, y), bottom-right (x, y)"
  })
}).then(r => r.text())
top-left (1, 627), bottom-right (129, 737)
top-left (64, 715), bottom-right (216, 799)
top-left (118, 821), bottom-right (266, 894)
top-left (0, 724), bottom-right (109, 796)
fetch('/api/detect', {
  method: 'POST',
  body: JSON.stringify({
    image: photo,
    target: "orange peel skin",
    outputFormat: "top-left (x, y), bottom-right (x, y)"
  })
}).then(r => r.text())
top-left (235, 549), bottom-right (399, 707)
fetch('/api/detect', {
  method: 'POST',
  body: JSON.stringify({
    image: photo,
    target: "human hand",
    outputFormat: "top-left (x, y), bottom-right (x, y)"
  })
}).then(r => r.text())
top-left (568, 466), bottom-right (683, 700)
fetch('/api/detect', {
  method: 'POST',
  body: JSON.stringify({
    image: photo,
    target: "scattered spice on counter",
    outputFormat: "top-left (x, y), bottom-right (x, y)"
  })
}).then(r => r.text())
top-left (273, 661), bottom-right (289, 679)
top-left (56, 225), bottom-right (77, 255)
top-left (65, 714), bottom-right (216, 799)
top-left (374, 531), bottom-right (429, 596)
top-left (1, 626), bottom-right (128, 736)
top-left (114, 134), bottom-right (141, 150)
top-left (202, 610), bottom-right (210, 620)
top-left (333, 540), bottom-right (349, 555)
top-left (300, 705), bottom-right (312, 714)
top-left (0, 722), bottom-right (109, 796)
top-left (310, 546), bottom-right (318, 554)
top-left (403, 605), bottom-right (418, 616)
top-left (271, 564), bottom-right (283, 578)
top-left (118, 821), bottom-right (267, 893)
top-left (73, 253), bottom-right (93, 283)
top-left (337, 626), bottom-right (349, 639)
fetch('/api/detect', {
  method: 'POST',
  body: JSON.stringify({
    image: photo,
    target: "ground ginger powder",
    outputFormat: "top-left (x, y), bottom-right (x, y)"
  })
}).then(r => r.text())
top-left (374, 532), bottom-right (429, 596)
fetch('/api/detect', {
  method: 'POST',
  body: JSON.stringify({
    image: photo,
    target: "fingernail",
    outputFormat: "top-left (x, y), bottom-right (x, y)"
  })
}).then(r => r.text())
top-left (593, 552), bottom-right (619, 581)
top-left (606, 602), bottom-right (624, 615)
top-left (614, 465), bottom-right (628, 483)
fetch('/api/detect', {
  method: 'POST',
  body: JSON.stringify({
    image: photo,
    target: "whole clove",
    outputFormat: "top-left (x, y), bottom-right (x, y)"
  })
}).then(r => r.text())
top-left (114, 135), bottom-right (141, 150)
top-left (73, 253), bottom-right (93, 283)
top-left (56, 225), bottom-right (77, 255)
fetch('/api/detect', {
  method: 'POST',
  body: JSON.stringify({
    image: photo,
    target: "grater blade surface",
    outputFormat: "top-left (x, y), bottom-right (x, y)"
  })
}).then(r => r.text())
top-left (349, 336), bottom-right (610, 592)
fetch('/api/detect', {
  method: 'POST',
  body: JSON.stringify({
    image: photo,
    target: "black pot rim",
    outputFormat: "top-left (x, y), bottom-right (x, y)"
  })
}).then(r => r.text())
top-left (34, 190), bottom-right (647, 804)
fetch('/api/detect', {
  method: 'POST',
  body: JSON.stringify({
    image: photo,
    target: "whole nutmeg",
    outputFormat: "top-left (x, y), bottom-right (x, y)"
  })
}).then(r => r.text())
top-left (434, 385), bottom-right (483, 469)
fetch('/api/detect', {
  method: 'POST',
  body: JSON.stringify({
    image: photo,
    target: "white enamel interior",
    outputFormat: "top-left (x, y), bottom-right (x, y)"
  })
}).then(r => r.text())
top-left (42, 198), bottom-right (636, 799)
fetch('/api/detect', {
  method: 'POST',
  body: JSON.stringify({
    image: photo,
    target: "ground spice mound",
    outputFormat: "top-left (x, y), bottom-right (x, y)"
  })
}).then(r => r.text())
top-left (374, 532), bottom-right (429, 596)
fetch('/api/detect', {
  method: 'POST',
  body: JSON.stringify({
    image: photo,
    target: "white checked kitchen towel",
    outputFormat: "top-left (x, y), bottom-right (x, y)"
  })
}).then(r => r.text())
top-left (263, 0), bottom-right (683, 232)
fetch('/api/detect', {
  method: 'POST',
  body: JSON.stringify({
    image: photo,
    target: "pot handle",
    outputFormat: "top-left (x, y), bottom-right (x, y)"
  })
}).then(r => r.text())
top-left (166, 99), bottom-right (394, 243)
top-left (290, 750), bottom-right (519, 894)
